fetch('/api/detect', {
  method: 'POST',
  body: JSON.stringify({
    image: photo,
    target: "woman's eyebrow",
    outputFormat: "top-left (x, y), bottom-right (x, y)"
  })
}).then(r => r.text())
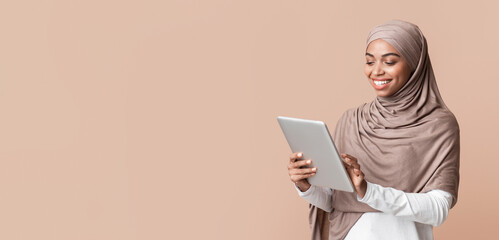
top-left (382, 53), bottom-right (401, 58)
top-left (365, 52), bottom-right (401, 58)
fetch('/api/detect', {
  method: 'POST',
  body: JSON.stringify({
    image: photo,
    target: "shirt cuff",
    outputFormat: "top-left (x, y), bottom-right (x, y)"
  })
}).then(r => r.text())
top-left (295, 184), bottom-right (316, 197)
top-left (356, 181), bottom-right (374, 202)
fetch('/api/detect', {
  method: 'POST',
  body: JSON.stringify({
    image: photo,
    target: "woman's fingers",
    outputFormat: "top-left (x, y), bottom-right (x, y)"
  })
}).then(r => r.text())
top-left (345, 157), bottom-right (358, 166)
top-left (289, 152), bottom-right (303, 163)
top-left (289, 159), bottom-right (312, 169)
top-left (289, 165), bottom-right (316, 183)
top-left (288, 152), bottom-right (316, 183)
top-left (342, 154), bottom-right (360, 169)
top-left (351, 162), bottom-right (361, 170)
top-left (287, 152), bottom-right (315, 186)
top-left (342, 153), bottom-right (357, 161)
top-left (290, 172), bottom-right (316, 182)
top-left (341, 153), bottom-right (363, 178)
top-left (340, 154), bottom-right (366, 197)
top-left (289, 167), bottom-right (317, 176)
top-left (341, 160), bottom-right (350, 169)
top-left (345, 163), bottom-right (364, 179)
top-left (354, 168), bottom-right (364, 177)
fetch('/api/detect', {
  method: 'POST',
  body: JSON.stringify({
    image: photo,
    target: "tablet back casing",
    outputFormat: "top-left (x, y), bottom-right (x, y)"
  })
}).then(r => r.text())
top-left (278, 116), bottom-right (354, 192)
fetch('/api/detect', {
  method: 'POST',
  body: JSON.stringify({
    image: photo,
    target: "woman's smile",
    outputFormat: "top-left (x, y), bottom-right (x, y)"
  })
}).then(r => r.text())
top-left (372, 78), bottom-right (392, 89)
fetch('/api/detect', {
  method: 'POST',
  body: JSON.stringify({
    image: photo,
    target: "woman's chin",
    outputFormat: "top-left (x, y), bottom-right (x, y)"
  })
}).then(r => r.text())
top-left (374, 90), bottom-right (393, 97)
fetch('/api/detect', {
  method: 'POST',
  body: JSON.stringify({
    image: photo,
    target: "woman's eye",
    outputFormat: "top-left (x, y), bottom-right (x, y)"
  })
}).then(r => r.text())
top-left (385, 62), bottom-right (396, 65)
top-left (366, 61), bottom-right (374, 65)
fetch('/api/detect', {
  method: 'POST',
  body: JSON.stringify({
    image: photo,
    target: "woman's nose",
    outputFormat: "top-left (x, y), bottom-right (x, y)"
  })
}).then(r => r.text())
top-left (372, 63), bottom-right (384, 76)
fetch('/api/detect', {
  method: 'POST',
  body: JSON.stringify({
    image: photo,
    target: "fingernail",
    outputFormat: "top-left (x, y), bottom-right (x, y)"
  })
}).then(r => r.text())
top-left (312, 168), bottom-right (317, 171)
top-left (298, 153), bottom-right (302, 157)
top-left (306, 160), bottom-right (311, 164)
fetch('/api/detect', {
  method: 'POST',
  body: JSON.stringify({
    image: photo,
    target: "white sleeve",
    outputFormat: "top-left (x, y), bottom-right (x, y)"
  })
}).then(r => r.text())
top-left (357, 181), bottom-right (454, 226)
top-left (295, 184), bottom-right (333, 212)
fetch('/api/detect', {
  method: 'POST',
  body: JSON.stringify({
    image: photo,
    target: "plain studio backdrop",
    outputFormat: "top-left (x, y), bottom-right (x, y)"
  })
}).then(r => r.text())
top-left (0, 0), bottom-right (497, 239)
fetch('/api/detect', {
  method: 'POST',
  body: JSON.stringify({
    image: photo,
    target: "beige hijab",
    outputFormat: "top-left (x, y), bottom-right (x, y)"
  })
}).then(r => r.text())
top-left (309, 20), bottom-right (460, 240)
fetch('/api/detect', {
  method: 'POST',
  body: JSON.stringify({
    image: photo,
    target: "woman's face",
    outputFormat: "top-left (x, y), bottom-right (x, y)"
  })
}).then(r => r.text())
top-left (364, 39), bottom-right (412, 97)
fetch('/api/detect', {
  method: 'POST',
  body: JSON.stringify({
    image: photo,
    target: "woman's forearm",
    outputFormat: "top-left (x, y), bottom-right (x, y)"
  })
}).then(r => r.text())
top-left (357, 181), bottom-right (453, 226)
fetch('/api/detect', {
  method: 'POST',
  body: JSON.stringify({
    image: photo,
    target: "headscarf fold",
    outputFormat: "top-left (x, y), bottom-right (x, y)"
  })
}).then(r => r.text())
top-left (309, 19), bottom-right (460, 240)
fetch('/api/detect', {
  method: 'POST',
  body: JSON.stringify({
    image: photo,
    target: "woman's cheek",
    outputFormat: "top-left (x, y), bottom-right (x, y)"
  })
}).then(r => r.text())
top-left (364, 66), bottom-right (371, 77)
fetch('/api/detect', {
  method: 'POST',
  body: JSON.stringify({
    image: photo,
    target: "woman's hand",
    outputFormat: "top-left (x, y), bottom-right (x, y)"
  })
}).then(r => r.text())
top-left (288, 152), bottom-right (317, 192)
top-left (341, 153), bottom-right (367, 198)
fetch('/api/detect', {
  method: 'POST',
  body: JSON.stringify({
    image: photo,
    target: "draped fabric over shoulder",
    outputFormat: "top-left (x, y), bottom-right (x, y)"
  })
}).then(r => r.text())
top-left (309, 20), bottom-right (460, 240)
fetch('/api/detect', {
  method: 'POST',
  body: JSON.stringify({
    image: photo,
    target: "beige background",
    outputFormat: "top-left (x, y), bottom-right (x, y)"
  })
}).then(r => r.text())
top-left (0, 0), bottom-right (498, 239)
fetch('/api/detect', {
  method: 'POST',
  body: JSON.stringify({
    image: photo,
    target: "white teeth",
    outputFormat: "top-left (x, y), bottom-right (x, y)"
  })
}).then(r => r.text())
top-left (374, 80), bottom-right (391, 86)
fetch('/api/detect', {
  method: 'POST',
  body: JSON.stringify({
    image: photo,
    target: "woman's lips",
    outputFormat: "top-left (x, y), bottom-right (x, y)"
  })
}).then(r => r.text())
top-left (372, 79), bottom-right (392, 90)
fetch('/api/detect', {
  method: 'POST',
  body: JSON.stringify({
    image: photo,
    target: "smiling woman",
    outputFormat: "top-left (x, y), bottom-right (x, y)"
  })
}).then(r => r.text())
top-left (286, 19), bottom-right (460, 240)
top-left (364, 39), bottom-right (412, 97)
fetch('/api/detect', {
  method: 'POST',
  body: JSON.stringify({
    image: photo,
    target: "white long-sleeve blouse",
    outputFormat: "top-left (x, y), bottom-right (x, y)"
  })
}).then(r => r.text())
top-left (296, 181), bottom-right (453, 240)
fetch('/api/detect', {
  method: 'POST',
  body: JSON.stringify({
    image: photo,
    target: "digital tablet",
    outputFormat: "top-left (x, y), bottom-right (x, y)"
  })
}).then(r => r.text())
top-left (277, 116), bottom-right (354, 192)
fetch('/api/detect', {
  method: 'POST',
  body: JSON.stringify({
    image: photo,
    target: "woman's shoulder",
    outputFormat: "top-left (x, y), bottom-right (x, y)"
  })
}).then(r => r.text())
top-left (336, 107), bottom-right (358, 125)
top-left (430, 107), bottom-right (460, 132)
